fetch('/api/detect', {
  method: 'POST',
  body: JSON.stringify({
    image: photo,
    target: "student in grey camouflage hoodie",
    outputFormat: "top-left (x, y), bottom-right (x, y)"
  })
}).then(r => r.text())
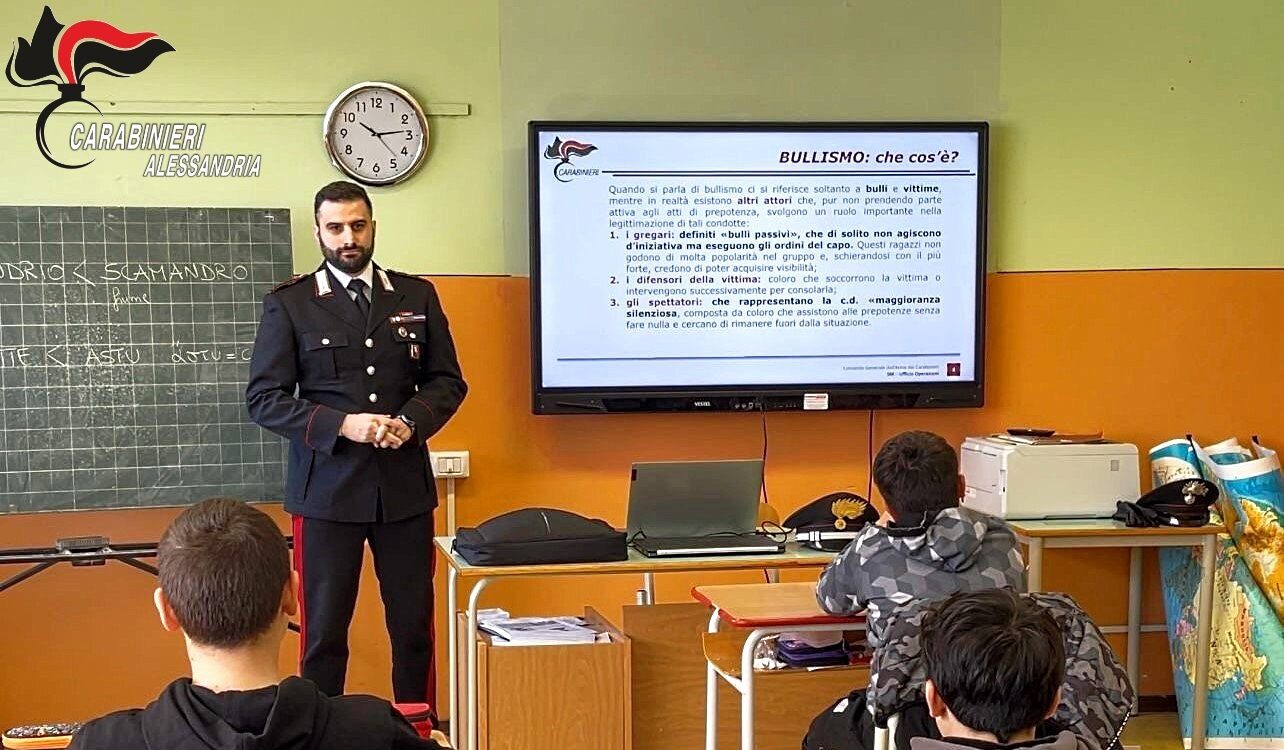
top-left (816, 431), bottom-right (1026, 648)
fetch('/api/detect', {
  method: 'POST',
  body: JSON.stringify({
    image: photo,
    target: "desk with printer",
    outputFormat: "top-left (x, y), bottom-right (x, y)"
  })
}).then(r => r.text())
top-left (960, 432), bottom-right (1222, 750)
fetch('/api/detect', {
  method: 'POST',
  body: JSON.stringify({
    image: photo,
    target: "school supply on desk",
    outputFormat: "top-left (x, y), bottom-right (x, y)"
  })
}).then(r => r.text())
top-left (453, 508), bottom-right (626, 565)
top-left (776, 636), bottom-right (852, 668)
top-left (626, 459), bottom-right (784, 557)
top-left (1000, 429), bottom-right (1106, 445)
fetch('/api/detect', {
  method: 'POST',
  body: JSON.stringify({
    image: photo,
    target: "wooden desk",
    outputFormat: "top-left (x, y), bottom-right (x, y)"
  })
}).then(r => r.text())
top-left (435, 537), bottom-right (834, 750)
top-left (692, 582), bottom-right (865, 750)
top-left (1009, 519), bottom-right (1225, 750)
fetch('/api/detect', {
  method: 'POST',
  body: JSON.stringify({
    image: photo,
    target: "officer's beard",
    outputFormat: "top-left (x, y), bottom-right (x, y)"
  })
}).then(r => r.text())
top-left (321, 238), bottom-right (375, 275)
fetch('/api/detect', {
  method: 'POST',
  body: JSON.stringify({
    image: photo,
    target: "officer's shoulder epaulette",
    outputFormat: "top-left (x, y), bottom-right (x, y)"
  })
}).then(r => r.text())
top-left (269, 274), bottom-right (308, 293)
top-left (385, 268), bottom-right (429, 282)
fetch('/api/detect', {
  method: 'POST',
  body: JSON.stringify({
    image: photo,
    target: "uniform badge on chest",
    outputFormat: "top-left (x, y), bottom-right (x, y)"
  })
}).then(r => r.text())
top-left (389, 312), bottom-right (425, 359)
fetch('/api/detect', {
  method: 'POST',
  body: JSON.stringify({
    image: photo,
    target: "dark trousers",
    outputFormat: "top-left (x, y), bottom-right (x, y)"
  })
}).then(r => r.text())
top-left (292, 511), bottom-right (435, 704)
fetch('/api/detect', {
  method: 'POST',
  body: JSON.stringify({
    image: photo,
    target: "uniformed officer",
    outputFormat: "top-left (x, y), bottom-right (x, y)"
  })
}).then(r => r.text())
top-left (246, 180), bottom-right (466, 704)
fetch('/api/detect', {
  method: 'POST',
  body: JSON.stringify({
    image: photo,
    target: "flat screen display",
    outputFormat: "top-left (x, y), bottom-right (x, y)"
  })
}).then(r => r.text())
top-left (530, 122), bottom-right (987, 414)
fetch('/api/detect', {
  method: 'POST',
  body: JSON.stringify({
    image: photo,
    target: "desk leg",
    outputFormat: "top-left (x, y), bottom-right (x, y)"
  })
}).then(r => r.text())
top-left (706, 609), bottom-right (721, 750)
top-left (1127, 547), bottom-right (1142, 711)
top-left (1026, 538), bottom-right (1044, 592)
top-left (466, 577), bottom-right (491, 750)
top-left (643, 572), bottom-right (655, 604)
top-left (740, 628), bottom-right (769, 750)
top-left (447, 566), bottom-right (459, 748)
top-left (1191, 535), bottom-right (1217, 750)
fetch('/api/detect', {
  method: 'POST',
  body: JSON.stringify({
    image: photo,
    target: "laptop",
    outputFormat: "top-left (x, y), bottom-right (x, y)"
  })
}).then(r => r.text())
top-left (626, 459), bottom-right (784, 557)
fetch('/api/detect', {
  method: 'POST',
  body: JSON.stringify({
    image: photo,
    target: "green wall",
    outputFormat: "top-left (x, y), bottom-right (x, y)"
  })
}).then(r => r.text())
top-left (2, 1), bottom-right (1280, 275)
top-left (996, 0), bottom-right (1284, 270)
top-left (498, 0), bottom-right (1002, 274)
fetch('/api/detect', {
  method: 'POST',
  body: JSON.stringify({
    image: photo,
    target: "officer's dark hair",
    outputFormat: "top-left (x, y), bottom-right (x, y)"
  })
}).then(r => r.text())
top-left (313, 180), bottom-right (373, 222)
top-left (872, 430), bottom-right (958, 521)
top-left (158, 498), bottom-right (290, 649)
top-left (921, 588), bottom-right (1065, 743)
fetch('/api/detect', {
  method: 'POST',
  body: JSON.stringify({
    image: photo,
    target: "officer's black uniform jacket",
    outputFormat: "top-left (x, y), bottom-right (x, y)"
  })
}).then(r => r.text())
top-left (246, 263), bottom-right (467, 523)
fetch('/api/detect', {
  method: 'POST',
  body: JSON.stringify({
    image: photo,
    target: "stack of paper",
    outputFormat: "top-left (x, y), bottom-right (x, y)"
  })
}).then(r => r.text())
top-left (992, 432), bottom-right (1107, 445)
top-left (477, 614), bottom-right (600, 647)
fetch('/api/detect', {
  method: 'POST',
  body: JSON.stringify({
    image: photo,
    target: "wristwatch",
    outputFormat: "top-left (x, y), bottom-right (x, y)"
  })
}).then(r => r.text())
top-left (397, 414), bottom-right (417, 433)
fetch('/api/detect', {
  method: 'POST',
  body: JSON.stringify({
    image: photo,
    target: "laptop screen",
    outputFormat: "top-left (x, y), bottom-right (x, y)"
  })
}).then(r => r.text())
top-left (626, 460), bottom-right (764, 538)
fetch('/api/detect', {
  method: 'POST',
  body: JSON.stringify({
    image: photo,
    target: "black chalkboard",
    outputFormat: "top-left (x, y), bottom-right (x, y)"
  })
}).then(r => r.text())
top-left (0, 206), bottom-right (292, 513)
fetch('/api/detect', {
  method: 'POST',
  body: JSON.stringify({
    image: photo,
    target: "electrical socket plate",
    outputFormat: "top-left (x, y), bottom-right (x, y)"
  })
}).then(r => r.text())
top-left (429, 450), bottom-right (470, 478)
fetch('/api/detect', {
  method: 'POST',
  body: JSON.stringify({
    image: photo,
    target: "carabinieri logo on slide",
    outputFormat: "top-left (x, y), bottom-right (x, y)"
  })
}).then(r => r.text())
top-left (6, 6), bottom-right (174, 169)
top-left (543, 136), bottom-right (599, 182)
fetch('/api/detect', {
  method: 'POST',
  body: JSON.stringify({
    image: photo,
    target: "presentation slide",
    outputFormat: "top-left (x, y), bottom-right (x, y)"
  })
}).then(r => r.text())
top-left (535, 127), bottom-right (982, 389)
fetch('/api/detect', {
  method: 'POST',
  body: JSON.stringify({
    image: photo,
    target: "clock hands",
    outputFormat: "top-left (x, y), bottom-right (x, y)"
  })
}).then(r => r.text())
top-left (373, 136), bottom-right (398, 158)
top-left (358, 121), bottom-right (400, 158)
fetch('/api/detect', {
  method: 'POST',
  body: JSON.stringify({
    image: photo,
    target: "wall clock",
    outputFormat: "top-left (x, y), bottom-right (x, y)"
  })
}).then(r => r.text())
top-left (322, 81), bottom-right (429, 186)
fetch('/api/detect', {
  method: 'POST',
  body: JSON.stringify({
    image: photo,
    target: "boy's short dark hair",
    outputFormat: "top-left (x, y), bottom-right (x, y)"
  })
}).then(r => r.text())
top-left (313, 180), bottom-right (373, 221)
top-left (872, 430), bottom-right (959, 521)
top-left (921, 588), bottom-right (1065, 742)
top-left (157, 498), bottom-right (290, 649)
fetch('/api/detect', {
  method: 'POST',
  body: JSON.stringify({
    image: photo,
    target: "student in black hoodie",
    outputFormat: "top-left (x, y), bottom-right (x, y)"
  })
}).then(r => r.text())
top-left (913, 589), bottom-right (1090, 750)
top-left (70, 498), bottom-right (445, 750)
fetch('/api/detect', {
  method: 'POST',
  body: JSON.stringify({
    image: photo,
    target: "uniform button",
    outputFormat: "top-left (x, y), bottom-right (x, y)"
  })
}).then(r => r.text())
top-left (365, 338), bottom-right (374, 348)
top-left (397, 326), bottom-right (408, 337)
top-left (366, 365), bottom-right (376, 375)
top-left (321, 337), bottom-right (330, 345)
top-left (409, 332), bottom-right (417, 339)
top-left (368, 393), bottom-right (378, 403)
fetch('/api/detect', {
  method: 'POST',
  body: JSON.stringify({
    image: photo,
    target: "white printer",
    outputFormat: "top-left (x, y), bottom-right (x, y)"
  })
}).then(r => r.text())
top-left (960, 436), bottom-right (1140, 520)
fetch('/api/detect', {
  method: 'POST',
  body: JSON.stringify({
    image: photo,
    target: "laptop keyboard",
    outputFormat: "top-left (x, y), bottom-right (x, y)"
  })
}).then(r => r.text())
top-left (648, 535), bottom-right (774, 548)
top-left (634, 534), bottom-right (783, 557)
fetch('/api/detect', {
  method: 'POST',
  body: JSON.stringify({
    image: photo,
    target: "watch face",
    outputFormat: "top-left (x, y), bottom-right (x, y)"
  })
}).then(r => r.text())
top-left (324, 82), bottom-right (429, 185)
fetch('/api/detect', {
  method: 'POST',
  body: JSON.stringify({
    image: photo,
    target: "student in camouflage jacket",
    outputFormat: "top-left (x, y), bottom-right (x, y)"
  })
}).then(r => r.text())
top-left (873, 590), bottom-right (1135, 750)
top-left (815, 431), bottom-right (1026, 647)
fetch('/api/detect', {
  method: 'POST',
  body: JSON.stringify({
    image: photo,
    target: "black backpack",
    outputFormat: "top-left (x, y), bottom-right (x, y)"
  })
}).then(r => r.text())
top-left (452, 508), bottom-right (627, 566)
top-left (804, 693), bottom-right (943, 750)
top-left (803, 693), bottom-right (1070, 750)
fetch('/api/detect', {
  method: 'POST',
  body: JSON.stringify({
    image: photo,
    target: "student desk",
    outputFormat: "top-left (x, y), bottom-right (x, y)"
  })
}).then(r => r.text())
top-left (434, 537), bottom-right (834, 750)
top-left (1008, 519), bottom-right (1225, 750)
top-left (692, 582), bottom-right (866, 750)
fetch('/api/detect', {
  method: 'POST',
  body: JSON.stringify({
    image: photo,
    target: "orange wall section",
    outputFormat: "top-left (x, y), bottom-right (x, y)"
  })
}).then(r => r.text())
top-left (0, 268), bottom-right (1279, 728)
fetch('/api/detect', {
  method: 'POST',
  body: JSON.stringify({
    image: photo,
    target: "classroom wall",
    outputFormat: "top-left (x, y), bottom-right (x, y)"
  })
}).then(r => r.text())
top-left (1, 0), bottom-right (1281, 730)
top-left (498, 0), bottom-right (1001, 273)
top-left (996, 0), bottom-right (1284, 270)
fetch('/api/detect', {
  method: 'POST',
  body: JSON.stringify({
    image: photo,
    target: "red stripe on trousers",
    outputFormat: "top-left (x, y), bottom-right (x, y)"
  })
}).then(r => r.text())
top-left (426, 517), bottom-right (437, 709)
top-left (292, 514), bottom-right (306, 670)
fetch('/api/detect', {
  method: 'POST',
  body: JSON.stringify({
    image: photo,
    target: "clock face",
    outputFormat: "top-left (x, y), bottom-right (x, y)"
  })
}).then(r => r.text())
top-left (323, 82), bottom-right (429, 185)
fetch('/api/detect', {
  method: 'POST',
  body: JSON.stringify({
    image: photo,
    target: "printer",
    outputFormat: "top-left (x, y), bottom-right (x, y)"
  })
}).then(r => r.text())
top-left (960, 436), bottom-right (1140, 520)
